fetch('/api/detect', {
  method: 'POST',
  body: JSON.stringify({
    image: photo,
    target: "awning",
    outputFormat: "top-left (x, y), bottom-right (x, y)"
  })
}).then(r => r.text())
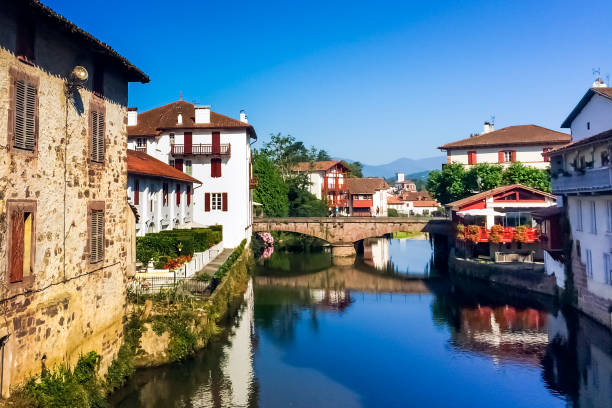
top-left (457, 208), bottom-right (506, 217)
top-left (253, 202), bottom-right (263, 206)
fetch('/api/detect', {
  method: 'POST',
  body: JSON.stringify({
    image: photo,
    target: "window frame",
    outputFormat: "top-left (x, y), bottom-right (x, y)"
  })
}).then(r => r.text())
top-left (604, 253), bottom-right (612, 285)
top-left (585, 249), bottom-right (593, 279)
top-left (6, 200), bottom-right (36, 287)
top-left (162, 183), bottom-right (169, 207)
top-left (590, 201), bottom-right (597, 234)
top-left (211, 158), bottom-right (222, 178)
top-left (89, 99), bottom-right (106, 165)
top-left (211, 193), bottom-right (222, 211)
top-left (8, 67), bottom-right (39, 156)
top-left (576, 199), bottom-right (583, 231)
top-left (87, 201), bottom-right (105, 265)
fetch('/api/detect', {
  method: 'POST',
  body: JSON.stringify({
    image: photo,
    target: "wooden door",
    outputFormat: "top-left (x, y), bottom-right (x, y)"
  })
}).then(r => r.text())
top-left (184, 132), bottom-right (192, 155)
top-left (212, 132), bottom-right (220, 154)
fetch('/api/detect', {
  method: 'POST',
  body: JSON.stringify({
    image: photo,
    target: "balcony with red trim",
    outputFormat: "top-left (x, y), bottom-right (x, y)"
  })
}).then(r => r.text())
top-left (352, 199), bottom-right (373, 208)
top-left (322, 177), bottom-right (347, 193)
top-left (461, 225), bottom-right (539, 243)
top-left (171, 143), bottom-right (231, 156)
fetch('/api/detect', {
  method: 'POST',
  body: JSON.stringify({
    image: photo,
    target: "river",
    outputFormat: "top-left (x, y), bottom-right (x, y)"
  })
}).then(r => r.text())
top-left (111, 236), bottom-right (612, 408)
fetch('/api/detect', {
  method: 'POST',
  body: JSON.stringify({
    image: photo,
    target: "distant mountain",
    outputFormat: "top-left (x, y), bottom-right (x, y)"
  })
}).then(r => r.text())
top-left (340, 156), bottom-right (445, 178)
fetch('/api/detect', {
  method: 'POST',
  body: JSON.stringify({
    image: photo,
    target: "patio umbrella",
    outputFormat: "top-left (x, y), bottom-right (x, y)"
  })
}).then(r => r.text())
top-left (456, 208), bottom-right (506, 217)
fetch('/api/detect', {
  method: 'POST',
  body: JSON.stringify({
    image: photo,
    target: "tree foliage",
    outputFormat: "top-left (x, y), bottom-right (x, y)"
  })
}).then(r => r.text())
top-left (343, 160), bottom-right (363, 178)
top-left (252, 152), bottom-right (289, 217)
top-left (427, 162), bottom-right (551, 204)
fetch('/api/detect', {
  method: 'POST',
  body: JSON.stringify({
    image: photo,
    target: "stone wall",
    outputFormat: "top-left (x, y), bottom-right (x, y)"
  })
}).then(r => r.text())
top-left (573, 245), bottom-right (612, 330)
top-left (0, 43), bottom-right (131, 397)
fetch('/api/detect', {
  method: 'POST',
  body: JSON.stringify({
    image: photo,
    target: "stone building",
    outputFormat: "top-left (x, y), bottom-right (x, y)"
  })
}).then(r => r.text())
top-left (0, 1), bottom-right (148, 397)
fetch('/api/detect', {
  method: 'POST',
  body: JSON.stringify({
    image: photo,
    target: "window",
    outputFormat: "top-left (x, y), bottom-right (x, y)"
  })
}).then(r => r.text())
top-left (134, 180), bottom-right (140, 205)
top-left (92, 61), bottom-right (104, 97)
top-left (211, 158), bottom-right (222, 177)
top-left (576, 200), bottom-right (583, 231)
top-left (176, 184), bottom-right (181, 205)
top-left (185, 160), bottom-right (192, 176)
top-left (212, 193), bottom-right (222, 210)
top-left (16, 14), bottom-right (35, 64)
top-left (90, 107), bottom-right (105, 163)
top-left (542, 147), bottom-right (552, 162)
top-left (11, 74), bottom-right (38, 151)
top-left (169, 133), bottom-right (175, 145)
top-left (587, 122), bottom-right (590, 130)
top-left (586, 249), bottom-right (593, 279)
top-left (602, 151), bottom-right (610, 167)
top-left (604, 253), bottom-right (612, 285)
top-left (88, 203), bottom-right (104, 264)
top-left (608, 201), bottom-right (612, 233)
top-left (205, 193), bottom-right (227, 211)
top-left (169, 160), bottom-right (175, 168)
top-left (162, 183), bottom-right (169, 206)
top-left (187, 185), bottom-right (191, 206)
top-left (590, 201), bottom-right (597, 234)
top-left (504, 151), bottom-right (513, 162)
top-left (7, 201), bottom-right (36, 284)
top-left (136, 138), bottom-right (145, 147)
top-left (468, 151), bottom-right (477, 165)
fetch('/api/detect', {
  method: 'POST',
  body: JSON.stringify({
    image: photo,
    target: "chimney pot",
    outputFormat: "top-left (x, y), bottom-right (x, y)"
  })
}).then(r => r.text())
top-left (240, 109), bottom-right (248, 124)
top-left (195, 105), bottom-right (211, 124)
top-left (593, 77), bottom-right (606, 88)
top-left (483, 121), bottom-right (494, 134)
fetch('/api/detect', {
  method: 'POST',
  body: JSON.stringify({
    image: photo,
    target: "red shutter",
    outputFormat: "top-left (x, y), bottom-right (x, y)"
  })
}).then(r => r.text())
top-left (176, 184), bottom-right (181, 205)
top-left (222, 193), bottom-right (228, 211)
top-left (498, 151), bottom-right (504, 163)
top-left (10, 208), bottom-right (25, 283)
top-left (468, 151), bottom-right (477, 165)
top-left (175, 159), bottom-right (183, 172)
top-left (211, 159), bottom-right (221, 178)
top-left (184, 132), bottom-right (192, 155)
top-left (511, 150), bottom-right (517, 162)
top-left (187, 186), bottom-right (191, 206)
top-left (205, 193), bottom-right (210, 212)
top-left (134, 180), bottom-right (140, 205)
top-left (212, 131), bottom-right (220, 154)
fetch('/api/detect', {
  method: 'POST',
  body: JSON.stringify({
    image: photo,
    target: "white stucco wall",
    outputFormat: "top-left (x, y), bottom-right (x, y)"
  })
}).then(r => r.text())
top-left (372, 189), bottom-right (388, 216)
top-left (570, 94), bottom-right (612, 142)
top-left (307, 171), bottom-right (324, 199)
top-left (447, 145), bottom-right (551, 169)
top-left (567, 195), bottom-right (612, 301)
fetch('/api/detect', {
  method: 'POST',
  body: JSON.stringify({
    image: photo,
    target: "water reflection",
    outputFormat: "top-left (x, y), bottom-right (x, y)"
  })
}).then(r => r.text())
top-left (362, 236), bottom-right (436, 276)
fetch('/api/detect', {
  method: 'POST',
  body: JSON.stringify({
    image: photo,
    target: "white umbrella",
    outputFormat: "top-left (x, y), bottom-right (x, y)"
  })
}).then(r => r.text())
top-left (457, 208), bottom-right (506, 217)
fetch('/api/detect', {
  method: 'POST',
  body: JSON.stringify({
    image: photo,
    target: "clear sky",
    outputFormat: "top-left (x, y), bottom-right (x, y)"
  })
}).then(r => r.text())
top-left (46, 0), bottom-right (612, 164)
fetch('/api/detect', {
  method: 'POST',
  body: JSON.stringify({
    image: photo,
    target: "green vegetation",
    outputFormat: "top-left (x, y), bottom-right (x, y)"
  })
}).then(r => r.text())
top-left (213, 239), bottom-right (247, 280)
top-left (388, 208), bottom-right (399, 217)
top-left (136, 227), bottom-right (222, 268)
top-left (427, 162), bottom-right (551, 204)
top-left (252, 152), bottom-right (289, 217)
top-left (392, 231), bottom-right (426, 239)
top-left (343, 160), bottom-right (363, 178)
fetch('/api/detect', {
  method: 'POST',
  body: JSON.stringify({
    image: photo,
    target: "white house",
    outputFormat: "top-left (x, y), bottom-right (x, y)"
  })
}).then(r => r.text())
top-left (127, 150), bottom-right (201, 236)
top-left (439, 123), bottom-right (570, 169)
top-left (347, 178), bottom-right (388, 216)
top-left (127, 101), bottom-right (256, 247)
top-left (292, 160), bottom-right (350, 215)
top-left (394, 172), bottom-right (416, 192)
top-left (549, 79), bottom-right (612, 329)
top-left (388, 192), bottom-right (439, 216)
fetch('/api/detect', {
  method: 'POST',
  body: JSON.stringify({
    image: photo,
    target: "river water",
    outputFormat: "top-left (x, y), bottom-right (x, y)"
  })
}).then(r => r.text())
top-left (112, 236), bottom-right (612, 408)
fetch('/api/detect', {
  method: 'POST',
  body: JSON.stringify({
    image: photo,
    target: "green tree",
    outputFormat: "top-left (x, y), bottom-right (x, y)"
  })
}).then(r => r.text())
top-left (501, 162), bottom-right (551, 192)
top-left (464, 163), bottom-right (503, 193)
top-left (288, 187), bottom-right (328, 216)
top-left (426, 163), bottom-right (468, 204)
top-left (343, 161), bottom-right (363, 178)
top-left (316, 149), bottom-right (332, 161)
top-left (252, 152), bottom-right (289, 217)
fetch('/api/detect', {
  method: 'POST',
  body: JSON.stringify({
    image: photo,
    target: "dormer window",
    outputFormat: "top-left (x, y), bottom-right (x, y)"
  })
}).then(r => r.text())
top-left (177, 114), bottom-right (182, 125)
top-left (587, 122), bottom-right (590, 130)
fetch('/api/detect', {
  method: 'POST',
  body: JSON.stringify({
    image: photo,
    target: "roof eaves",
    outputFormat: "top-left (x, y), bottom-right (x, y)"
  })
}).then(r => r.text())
top-left (560, 89), bottom-right (598, 128)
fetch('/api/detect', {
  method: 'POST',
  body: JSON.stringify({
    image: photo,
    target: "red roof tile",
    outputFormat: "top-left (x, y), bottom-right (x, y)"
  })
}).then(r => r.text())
top-left (412, 200), bottom-right (439, 207)
top-left (347, 178), bottom-right (388, 194)
top-left (127, 101), bottom-right (256, 138)
top-left (438, 125), bottom-right (570, 150)
top-left (292, 161), bottom-right (347, 172)
top-left (387, 196), bottom-right (404, 205)
top-left (127, 150), bottom-right (202, 184)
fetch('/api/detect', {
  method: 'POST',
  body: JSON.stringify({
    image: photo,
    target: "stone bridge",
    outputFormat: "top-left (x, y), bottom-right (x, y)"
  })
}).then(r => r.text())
top-left (253, 217), bottom-right (450, 257)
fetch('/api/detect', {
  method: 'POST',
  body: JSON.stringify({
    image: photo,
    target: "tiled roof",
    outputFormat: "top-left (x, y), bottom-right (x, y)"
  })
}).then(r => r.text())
top-left (127, 101), bottom-right (256, 139)
top-left (547, 128), bottom-right (612, 155)
top-left (292, 160), bottom-right (346, 172)
top-left (561, 87), bottom-right (612, 128)
top-left (127, 150), bottom-right (202, 184)
top-left (412, 200), bottom-right (439, 207)
top-left (26, 1), bottom-right (148, 83)
top-left (347, 178), bottom-right (388, 194)
top-left (401, 191), bottom-right (432, 201)
top-left (387, 196), bottom-right (404, 205)
top-left (445, 184), bottom-right (555, 209)
top-left (438, 125), bottom-right (570, 150)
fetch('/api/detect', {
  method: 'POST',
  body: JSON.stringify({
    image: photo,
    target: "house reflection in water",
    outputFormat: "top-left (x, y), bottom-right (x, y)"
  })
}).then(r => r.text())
top-left (310, 289), bottom-right (352, 311)
top-left (362, 236), bottom-right (435, 276)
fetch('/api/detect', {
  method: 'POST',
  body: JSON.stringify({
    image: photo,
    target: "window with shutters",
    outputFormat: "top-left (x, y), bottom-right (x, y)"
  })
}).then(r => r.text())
top-left (163, 183), bottom-right (169, 206)
top-left (16, 15), bottom-right (35, 64)
top-left (7, 200), bottom-right (36, 285)
top-left (504, 151), bottom-right (513, 162)
top-left (185, 160), bottom-right (192, 176)
top-left (211, 193), bottom-right (222, 210)
top-left (211, 158), bottom-right (222, 177)
top-left (176, 184), bottom-right (181, 205)
top-left (9, 70), bottom-right (38, 152)
top-left (88, 202), bottom-right (105, 264)
top-left (90, 104), bottom-right (105, 163)
top-left (467, 151), bottom-right (477, 165)
top-left (134, 180), bottom-right (140, 205)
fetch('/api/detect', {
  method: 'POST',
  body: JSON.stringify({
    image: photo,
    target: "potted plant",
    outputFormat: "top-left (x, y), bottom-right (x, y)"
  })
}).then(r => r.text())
top-left (466, 225), bottom-right (481, 244)
top-left (488, 224), bottom-right (504, 244)
top-left (513, 225), bottom-right (529, 243)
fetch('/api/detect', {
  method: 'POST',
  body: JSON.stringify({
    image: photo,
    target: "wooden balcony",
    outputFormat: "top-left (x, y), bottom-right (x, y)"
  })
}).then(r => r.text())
top-left (134, 146), bottom-right (147, 153)
top-left (352, 199), bottom-right (373, 208)
top-left (469, 226), bottom-right (539, 243)
top-left (171, 143), bottom-right (231, 156)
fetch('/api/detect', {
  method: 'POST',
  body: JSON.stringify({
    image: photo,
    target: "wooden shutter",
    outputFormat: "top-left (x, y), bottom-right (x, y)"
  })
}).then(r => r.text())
top-left (175, 159), bottom-right (183, 172)
top-left (90, 210), bottom-right (104, 263)
top-left (134, 180), bottom-right (140, 205)
top-left (211, 159), bottom-right (221, 178)
top-left (212, 132), bottom-right (220, 154)
top-left (205, 193), bottom-right (210, 211)
top-left (222, 193), bottom-right (228, 212)
top-left (187, 186), bottom-right (191, 206)
top-left (468, 151), bottom-right (477, 165)
top-left (91, 110), bottom-right (105, 162)
top-left (176, 184), bottom-right (181, 205)
top-left (14, 79), bottom-right (36, 151)
top-left (498, 151), bottom-right (504, 163)
top-left (511, 150), bottom-right (517, 162)
top-left (184, 132), bottom-right (192, 155)
top-left (9, 208), bottom-right (25, 283)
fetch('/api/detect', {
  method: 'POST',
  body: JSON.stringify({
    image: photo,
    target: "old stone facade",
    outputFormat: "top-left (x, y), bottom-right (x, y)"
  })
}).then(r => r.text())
top-left (0, 1), bottom-right (147, 397)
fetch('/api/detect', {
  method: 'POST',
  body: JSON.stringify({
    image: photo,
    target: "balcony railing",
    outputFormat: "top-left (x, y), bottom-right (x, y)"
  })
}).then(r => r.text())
top-left (463, 226), bottom-right (539, 244)
top-left (134, 146), bottom-right (147, 153)
top-left (322, 177), bottom-right (347, 193)
top-left (171, 143), bottom-right (231, 156)
top-left (552, 166), bottom-right (612, 194)
top-left (352, 199), bottom-right (373, 208)
top-left (328, 198), bottom-right (349, 208)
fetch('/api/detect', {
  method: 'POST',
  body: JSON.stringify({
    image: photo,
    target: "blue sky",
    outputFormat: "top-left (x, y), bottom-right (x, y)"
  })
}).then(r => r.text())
top-left (47, 0), bottom-right (612, 164)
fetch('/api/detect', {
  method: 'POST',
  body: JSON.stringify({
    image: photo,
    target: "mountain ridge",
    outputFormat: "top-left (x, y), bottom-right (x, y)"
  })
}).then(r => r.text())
top-left (335, 156), bottom-right (445, 178)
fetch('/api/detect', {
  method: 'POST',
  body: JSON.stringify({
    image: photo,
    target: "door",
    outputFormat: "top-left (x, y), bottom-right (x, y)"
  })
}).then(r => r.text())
top-left (212, 132), bottom-right (220, 154)
top-left (184, 132), bottom-right (192, 155)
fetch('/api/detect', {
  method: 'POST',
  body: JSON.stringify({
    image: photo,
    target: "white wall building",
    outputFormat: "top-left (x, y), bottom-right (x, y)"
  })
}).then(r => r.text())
top-left (127, 101), bottom-right (256, 247)
top-left (439, 123), bottom-right (570, 169)
top-left (292, 161), bottom-right (350, 215)
top-left (550, 79), bottom-right (612, 329)
top-left (127, 150), bottom-right (200, 236)
top-left (347, 178), bottom-right (389, 216)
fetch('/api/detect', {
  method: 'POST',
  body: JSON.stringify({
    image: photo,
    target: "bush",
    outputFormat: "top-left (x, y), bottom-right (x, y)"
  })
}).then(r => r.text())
top-left (388, 208), bottom-right (399, 217)
top-left (136, 227), bottom-right (222, 266)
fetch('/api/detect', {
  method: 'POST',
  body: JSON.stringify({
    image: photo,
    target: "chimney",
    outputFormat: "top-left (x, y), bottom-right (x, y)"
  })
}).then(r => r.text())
top-left (397, 172), bottom-right (404, 182)
top-left (195, 105), bottom-right (211, 124)
top-left (240, 109), bottom-right (248, 123)
top-left (593, 77), bottom-right (606, 88)
top-left (127, 107), bottom-right (138, 126)
top-left (483, 121), bottom-right (494, 134)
